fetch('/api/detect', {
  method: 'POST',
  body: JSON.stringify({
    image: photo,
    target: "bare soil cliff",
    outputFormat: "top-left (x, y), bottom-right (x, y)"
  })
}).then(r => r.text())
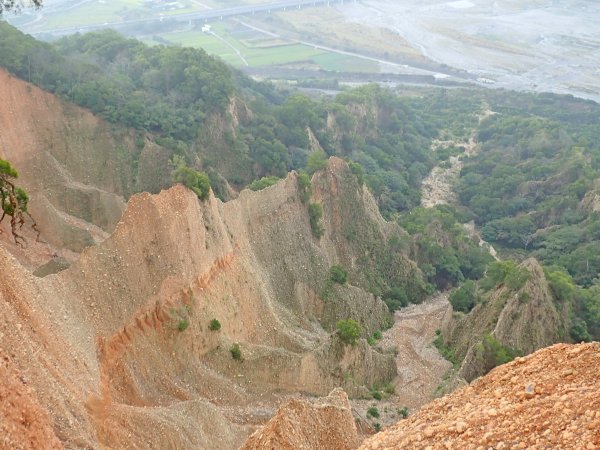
top-left (0, 157), bottom-right (408, 448)
top-left (0, 350), bottom-right (63, 450)
top-left (361, 342), bottom-right (600, 450)
top-left (242, 388), bottom-right (358, 450)
top-left (0, 68), bottom-right (172, 266)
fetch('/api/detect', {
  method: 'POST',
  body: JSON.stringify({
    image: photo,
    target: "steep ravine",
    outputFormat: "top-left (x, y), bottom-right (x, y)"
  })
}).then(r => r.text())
top-left (0, 158), bottom-right (419, 449)
top-left (420, 109), bottom-right (499, 256)
top-left (349, 292), bottom-right (454, 430)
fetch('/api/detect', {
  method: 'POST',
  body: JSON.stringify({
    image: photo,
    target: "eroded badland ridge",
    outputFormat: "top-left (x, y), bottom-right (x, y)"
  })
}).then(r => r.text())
top-left (361, 342), bottom-right (600, 450)
top-left (0, 66), bottom-right (192, 269)
top-left (0, 71), bottom-right (420, 445)
top-left (0, 180), bottom-right (394, 447)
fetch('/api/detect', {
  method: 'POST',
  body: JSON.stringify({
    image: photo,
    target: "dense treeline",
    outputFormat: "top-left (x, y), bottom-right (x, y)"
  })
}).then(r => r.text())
top-left (0, 24), bottom-right (441, 213)
top-left (456, 96), bottom-right (600, 287)
top-left (239, 85), bottom-right (442, 216)
top-left (398, 205), bottom-right (493, 291)
top-left (0, 24), bottom-right (233, 143)
top-left (452, 90), bottom-right (600, 340)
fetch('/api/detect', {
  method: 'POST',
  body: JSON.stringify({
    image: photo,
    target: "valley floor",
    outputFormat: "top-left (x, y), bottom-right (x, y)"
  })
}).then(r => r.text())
top-left (352, 292), bottom-right (453, 428)
top-left (386, 292), bottom-right (453, 410)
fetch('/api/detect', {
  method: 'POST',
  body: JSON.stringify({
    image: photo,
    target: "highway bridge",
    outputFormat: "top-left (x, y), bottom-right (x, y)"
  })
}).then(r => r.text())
top-left (28, 0), bottom-right (351, 36)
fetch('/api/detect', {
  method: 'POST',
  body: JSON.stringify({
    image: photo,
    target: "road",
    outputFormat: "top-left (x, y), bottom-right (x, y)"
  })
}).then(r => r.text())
top-left (23, 0), bottom-right (347, 36)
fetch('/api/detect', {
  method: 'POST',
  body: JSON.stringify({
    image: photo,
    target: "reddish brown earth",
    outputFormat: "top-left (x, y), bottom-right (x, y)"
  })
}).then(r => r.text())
top-left (0, 163), bottom-right (398, 448)
top-left (0, 350), bottom-right (62, 450)
top-left (1, 71), bottom-right (399, 447)
top-left (242, 388), bottom-right (359, 450)
top-left (0, 68), bottom-right (174, 269)
top-left (361, 342), bottom-right (600, 450)
top-left (3, 69), bottom-right (598, 450)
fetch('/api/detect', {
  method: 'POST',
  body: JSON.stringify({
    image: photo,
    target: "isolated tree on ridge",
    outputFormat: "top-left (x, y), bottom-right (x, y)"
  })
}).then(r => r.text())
top-left (0, 158), bottom-right (38, 245)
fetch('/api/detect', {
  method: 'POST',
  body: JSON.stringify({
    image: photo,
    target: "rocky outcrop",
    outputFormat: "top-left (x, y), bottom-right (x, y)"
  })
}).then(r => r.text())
top-left (361, 342), bottom-right (600, 449)
top-left (580, 189), bottom-right (600, 213)
top-left (242, 388), bottom-right (359, 450)
top-left (443, 258), bottom-right (570, 381)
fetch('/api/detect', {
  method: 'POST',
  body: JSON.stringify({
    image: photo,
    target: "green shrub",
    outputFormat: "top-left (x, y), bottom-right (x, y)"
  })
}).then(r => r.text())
top-left (382, 382), bottom-right (395, 395)
top-left (297, 171), bottom-right (312, 203)
top-left (209, 319), bottom-right (221, 331)
top-left (308, 202), bottom-right (324, 238)
top-left (366, 406), bottom-right (380, 419)
top-left (336, 319), bottom-right (362, 345)
top-left (306, 149), bottom-right (328, 174)
top-left (481, 334), bottom-right (521, 370)
top-left (371, 390), bottom-right (382, 401)
top-left (449, 280), bottom-right (478, 313)
top-left (329, 265), bottom-right (348, 284)
top-left (518, 291), bottom-right (530, 304)
top-left (368, 330), bottom-right (383, 347)
top-left (398, 406), bottom-right (409, 419)
top-left (433, 334), bottom-right (458, 367)
top-left (570, 318), bottom-right (591, 342)
top-left (177, 318), bottom-right (189, 332)
top-left (373, 423), bottom-right (382, 432)
top-left (480, 261), bottom-right (530, 292)
top-left (230, 343), bottom-right (242, 361)
top-left (546, 268), bottom-right (576, 302)
top-left (248, 176), bottom-right (280, 191)
top-left (382, 287), bottom-right (409, 312)
top-left (505, 266), bottom-right (530, 290)
top-left (0, 157), bottom-right (34, 243)
top-left (575, 286), bottom-right (600, 340)
top-left (348, 160), bottom-right (365, 186)
top-left (172, 163), bottom-right (211, 200)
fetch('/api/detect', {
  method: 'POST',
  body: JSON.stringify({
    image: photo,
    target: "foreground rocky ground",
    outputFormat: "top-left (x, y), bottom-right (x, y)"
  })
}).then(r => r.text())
top-left (360, 342), bottom-right (600, 450)
top-left (243, 388), bottom-right (359, 450)
top-left (0, 350), bottom-right (62, 449)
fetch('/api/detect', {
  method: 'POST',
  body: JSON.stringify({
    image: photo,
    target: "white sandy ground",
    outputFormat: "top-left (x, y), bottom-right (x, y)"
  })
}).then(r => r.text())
top-left (337, 0), bottom-right (600, 102)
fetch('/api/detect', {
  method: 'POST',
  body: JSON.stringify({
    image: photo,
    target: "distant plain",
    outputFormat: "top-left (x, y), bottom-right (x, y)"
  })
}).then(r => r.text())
top-left (7, 0), bottom-right (600, 100)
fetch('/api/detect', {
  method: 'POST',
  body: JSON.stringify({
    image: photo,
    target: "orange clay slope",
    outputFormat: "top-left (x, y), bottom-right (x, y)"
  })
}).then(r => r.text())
top-left (361, 342), bottom-right (600, 450)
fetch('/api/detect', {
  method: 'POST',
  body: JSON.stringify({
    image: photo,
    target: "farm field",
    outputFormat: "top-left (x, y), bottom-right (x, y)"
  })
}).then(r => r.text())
top-left (9, 0), bottom-right (381, 74)
top-left (18, 0), bottom-right (207, 31)
top-left (151, 21), bottom-right (379, 72)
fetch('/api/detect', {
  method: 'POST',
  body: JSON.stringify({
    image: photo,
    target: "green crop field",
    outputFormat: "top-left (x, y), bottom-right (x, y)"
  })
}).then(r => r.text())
top-left (36, 0), bottom-right (203, 31)
top-left (27, 1), bottom-right (381, 74)
top-left (153, 21), bottom-right (380, 73)
top-left (312, 53), bottom-right (379, 73)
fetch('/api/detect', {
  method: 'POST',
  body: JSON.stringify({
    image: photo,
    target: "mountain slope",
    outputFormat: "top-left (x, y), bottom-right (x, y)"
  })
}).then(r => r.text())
top-left (0, 68), bottom-right (176, 267)
top-left (442, 258), bottom-right (571, 381)
top-left (0, 157), bottom-right (419, 448)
